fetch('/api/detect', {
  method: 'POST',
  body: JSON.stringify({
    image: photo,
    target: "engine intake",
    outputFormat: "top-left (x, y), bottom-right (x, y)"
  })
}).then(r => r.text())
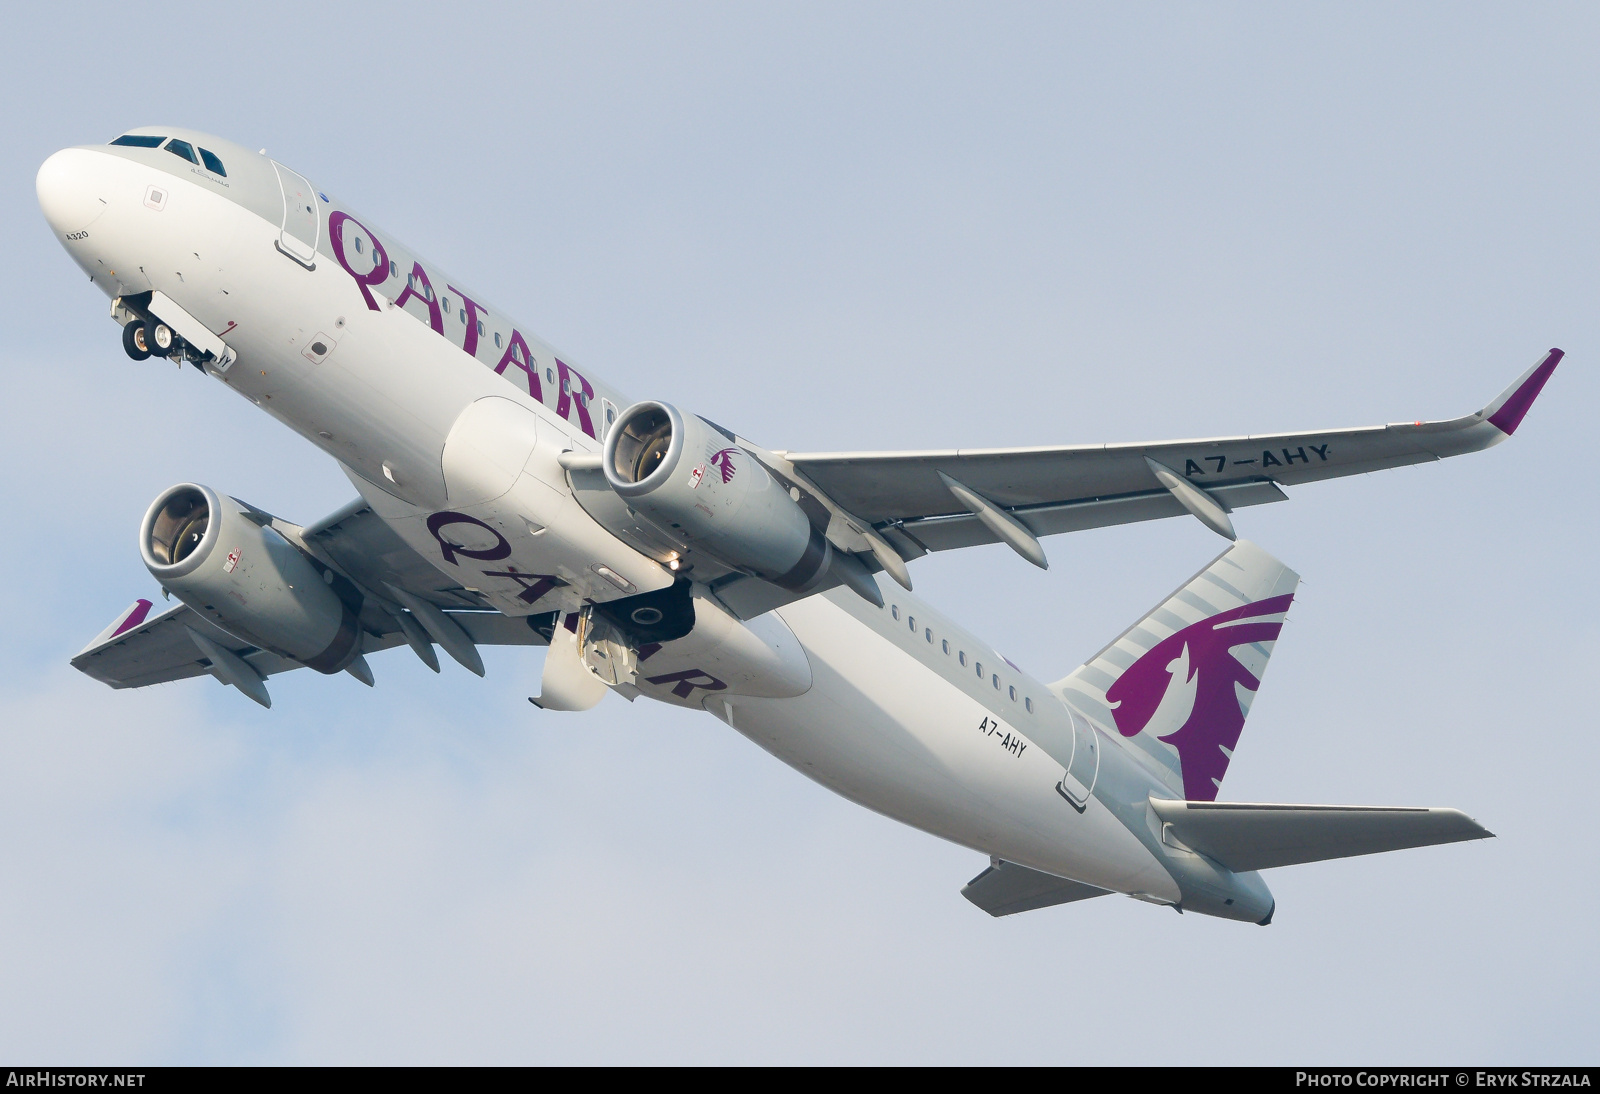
top-left (140, 484), bottom-right (363, 673)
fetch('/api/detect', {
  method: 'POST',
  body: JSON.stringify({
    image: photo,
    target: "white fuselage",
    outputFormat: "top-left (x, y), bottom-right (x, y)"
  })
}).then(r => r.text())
top-left (38, 131), bottom-right (1195, 908)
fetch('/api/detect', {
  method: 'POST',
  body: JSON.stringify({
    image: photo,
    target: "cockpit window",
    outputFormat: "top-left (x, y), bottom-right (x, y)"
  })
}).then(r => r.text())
top-left (110, 134), bottom-right (165, 148)
top-left (164, 139), bottom-right (199, 164)
top-left (198, 148), bottom-right (227, 176)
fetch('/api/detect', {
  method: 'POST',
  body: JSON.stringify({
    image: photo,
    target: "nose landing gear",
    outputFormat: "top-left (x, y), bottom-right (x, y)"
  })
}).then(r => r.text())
top-left (113, 293), bottom-right (226, 373)
top-left (119, 312), bottom-right (187, 366)
top-left (121, 319), bottom-right (151, 361)
top-left (143, 316), bottom-right (176, 358)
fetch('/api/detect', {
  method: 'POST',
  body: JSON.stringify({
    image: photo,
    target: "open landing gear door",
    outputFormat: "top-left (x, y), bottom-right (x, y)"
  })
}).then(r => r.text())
top-left (529, 618), bottom-right (608, 712)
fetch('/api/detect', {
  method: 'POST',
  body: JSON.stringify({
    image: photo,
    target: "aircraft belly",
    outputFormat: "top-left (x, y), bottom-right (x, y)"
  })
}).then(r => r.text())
top-left (745, 597), bottom-right (1176, 899)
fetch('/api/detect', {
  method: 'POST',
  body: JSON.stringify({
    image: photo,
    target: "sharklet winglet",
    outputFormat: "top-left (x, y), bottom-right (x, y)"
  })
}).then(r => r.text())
top-left (109, 598), bottom-right (153, 639)
top-left (1485, 348), bottom-right (1563, 436)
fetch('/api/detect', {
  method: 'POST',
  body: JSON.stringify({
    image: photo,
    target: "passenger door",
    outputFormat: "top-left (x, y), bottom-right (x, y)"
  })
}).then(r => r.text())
top-left (1057, 708), bottom-right (1101, 813)
top-left (272, 162), bottom-right (320, 268)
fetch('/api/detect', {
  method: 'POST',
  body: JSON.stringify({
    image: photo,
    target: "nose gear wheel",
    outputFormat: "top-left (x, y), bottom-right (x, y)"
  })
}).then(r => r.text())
top-left (144, 317), bottom-right (175, 358)
top-left (121, 320), bottom-right (151, 361)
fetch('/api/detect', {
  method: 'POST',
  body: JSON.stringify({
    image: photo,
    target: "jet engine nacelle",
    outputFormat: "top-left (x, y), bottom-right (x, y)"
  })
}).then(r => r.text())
top-left (603, 402), bottom-right (831, 590)
top-left (140, 483), bottom-right (363, 673)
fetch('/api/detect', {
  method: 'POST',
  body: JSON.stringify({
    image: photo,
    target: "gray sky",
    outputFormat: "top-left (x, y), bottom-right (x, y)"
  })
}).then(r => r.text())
top-left (1, 1), bottom-right (1594, 1063)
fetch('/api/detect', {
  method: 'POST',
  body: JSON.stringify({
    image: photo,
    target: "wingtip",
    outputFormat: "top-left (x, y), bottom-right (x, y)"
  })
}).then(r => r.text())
top-left (109, 598), bottom-right (155, 639)
top-left (1485, 347), bottom-right (1563, 436)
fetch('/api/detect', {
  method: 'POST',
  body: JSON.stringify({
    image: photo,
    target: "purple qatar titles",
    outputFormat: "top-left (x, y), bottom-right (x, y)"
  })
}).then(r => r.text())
top-left (327, 208), bottom-right (601, 438)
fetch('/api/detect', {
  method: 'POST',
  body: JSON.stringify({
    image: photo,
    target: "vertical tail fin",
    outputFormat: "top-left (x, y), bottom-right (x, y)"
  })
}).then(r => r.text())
top-left (1050, 541), bottom-right (1299, 801)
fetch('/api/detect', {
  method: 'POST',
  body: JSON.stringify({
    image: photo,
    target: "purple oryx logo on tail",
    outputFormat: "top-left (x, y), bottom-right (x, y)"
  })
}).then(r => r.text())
top-left (1104, 594), bottom-right (1293, 801)
top-left (709, 447), bottom-right (739, 484)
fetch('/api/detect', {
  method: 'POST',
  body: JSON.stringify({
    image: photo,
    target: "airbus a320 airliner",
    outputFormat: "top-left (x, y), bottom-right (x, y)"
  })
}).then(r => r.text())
top-left (37, 127), bottom-right (1562, 923)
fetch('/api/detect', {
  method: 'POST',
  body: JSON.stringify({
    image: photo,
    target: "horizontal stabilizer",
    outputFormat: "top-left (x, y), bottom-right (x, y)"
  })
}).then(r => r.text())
top-left (961, 858), bottom-right (1110, 917)
top-left (1150, 798), bottom-right (1493, 872)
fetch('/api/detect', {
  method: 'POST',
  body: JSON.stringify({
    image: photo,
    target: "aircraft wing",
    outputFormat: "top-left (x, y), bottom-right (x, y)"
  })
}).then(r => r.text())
top-left (771, 349), bottom-right (1561, 559)
top-left (73, 598), bottom-right (310, 689)
top-left (72, 494), bottom-right (547, 692)
top-left (72, 596), bottom-right (539, 690)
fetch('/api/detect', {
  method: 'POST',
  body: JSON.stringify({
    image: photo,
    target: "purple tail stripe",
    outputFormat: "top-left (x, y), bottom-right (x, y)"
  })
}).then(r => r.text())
top-left (110, 599), bottom-right (154, 639)
top-left (1488, 349), bottom-right (1562, 436)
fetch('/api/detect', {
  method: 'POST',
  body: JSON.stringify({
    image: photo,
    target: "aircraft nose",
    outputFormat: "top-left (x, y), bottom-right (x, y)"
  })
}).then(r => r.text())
top-left (37, 148), bottom-right (111, 236)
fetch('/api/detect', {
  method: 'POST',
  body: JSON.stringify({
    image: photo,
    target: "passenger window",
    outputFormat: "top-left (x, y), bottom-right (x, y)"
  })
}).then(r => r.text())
top-left (545, 367), bottom-right (555, 384)
top-left (198, 148), bottom-right (227, 176)
top-left (494, 332), bottom-right (503, 348)
top-left (1024, 697), bottom-right (1033, 713)
top-left (111, 134), bottom-right (165, 148)
top-left (958, 651), bottom-right (966, 666)
top-left (1009, 685), bottom-right (1017, 701)
top-left (908, 616), bottom-right (916, 632)
top-left (354, 236), bottom-right (363, 254)
top-left (389, 260), bottom-right (398, 278)
top-left (925, 628), bottom-right (932, 643)
top-left (941, 639), bottom-right (949, 654)
top-left (975, 661), bottom-right (983, 677)
top-left (992, 674), bottom-right (1000, 689)
top-left (891, 606), bottom-right (899, 620)
top-left (478, 320), bottom-right (486, 337)
top-left (164, 139), bottom-right (199, 164)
